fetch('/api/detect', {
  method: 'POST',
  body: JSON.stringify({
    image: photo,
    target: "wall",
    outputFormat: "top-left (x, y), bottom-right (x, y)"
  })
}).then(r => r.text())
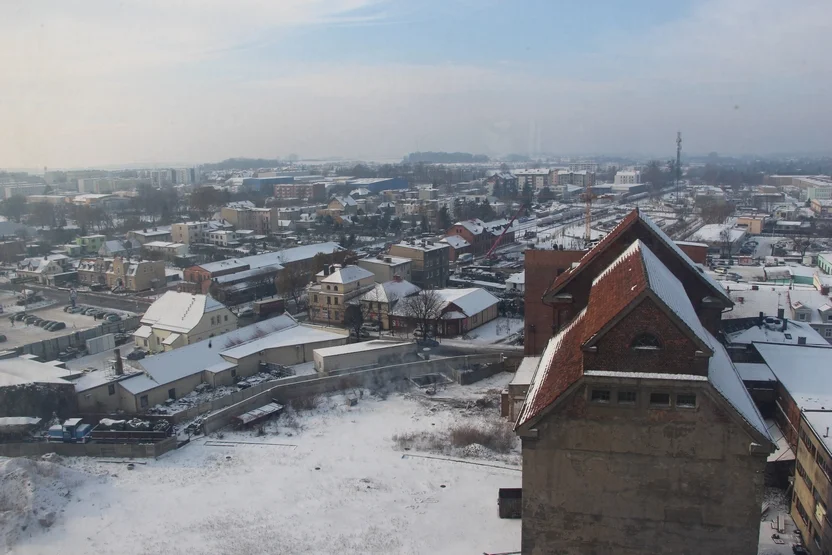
top-left (0, 382), bottom-right (77, 419)
top-left (792, 416), bottom-right (832, 553)
top-left (0, 436), bottom-right (177, 458)
top-left (315, 342), bottom-right (416, 373)
top-left (523, 249), bottom-right (586, 355)
top-left (520, 379), bottom-right (767, 555)
top-left (202, 353), bottom-right (503, 433)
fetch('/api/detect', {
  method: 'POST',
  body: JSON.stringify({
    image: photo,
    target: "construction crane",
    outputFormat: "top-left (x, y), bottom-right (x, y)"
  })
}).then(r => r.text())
top-left (485, 203), bottom-right (526, 259)
top-left (582, 179), bottom-right (596, 248)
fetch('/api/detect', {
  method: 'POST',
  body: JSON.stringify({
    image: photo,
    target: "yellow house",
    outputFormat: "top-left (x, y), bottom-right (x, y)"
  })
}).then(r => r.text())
top-left (133, 291), bottom-right (237, 353)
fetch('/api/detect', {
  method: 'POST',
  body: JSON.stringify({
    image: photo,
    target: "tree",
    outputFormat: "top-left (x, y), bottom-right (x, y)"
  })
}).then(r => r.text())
top-left (436, 205), bottom-right (451, 231)
top-left (344, 304), bottom-right (365, 342)
top-left (420, 215), bottom-right (429, 233)
top-left (538, 187), bottom-right (555, 203)
top-left (29, 202), bottom-right (56, 228)
top-left (521, 182), bottom-right (534, 204)
top-left (643, 160), bottom-right (669, 198)
top-left (0, 196), bottom-right (27, 223)
top-left (399, 289), bottom-right (445, 339)
top-left (719, 228), bottom-right (733, 260)
top-left (275, 264), bottom-right (311, 310)
top-left (190, 186), bottom-right (225, 219)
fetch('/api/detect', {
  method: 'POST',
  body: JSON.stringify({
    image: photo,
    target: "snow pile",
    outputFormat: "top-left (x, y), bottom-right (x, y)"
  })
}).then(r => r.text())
top-left (0, 456), bottom-right (87, 551)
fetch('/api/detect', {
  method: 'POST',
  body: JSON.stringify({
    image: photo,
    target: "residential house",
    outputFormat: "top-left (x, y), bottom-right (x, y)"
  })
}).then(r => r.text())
top-left (207, 230), bottom-right (238, 247)
top-left (16, 254), bottom-right (72, 285)
top-left (389, 287), bottom-right (499, 337)
top-left (326, 196), bottom-right (358, 216)
top-left (724, 287), bottom-right (832, 344)
top-left (505, 270), bottom-right (525, 293)
top-left (357, 255), bottom-right (412, 283)
top-left (359, 276), bottom-right (420, 330)
top-left (133, 291), bottom-right (238, 353)
top-left (818, 252), bottom-right (832, 275)
top-left (440, 235), bottom-right (471, 261)
top-left (142, 241), bottom-right (189, 260)
top-left (811, 199), bottom-right (832, 217)
top-left (445, 218), bottom-right (516, 257)
top-left (128, 227), bottom-right (172, 246)
top-left (98, 240), bottom-right (130, 257)
top-left (75, 234), bottom-right (106, 254)
top-left (108, 257), bottom-right (166, 291)
top-left (513, 209), bottom-right (770, 555)
top-left (171, 221), bottom-right (210, 244)
top-left (220, 206), bottom-right (276, 234)
top-left (514, 169), bottom-right (552, 189)
top-left (388, 240), bottom-right (449, 289)
top-left (308, 264), bottom-right (375, 325)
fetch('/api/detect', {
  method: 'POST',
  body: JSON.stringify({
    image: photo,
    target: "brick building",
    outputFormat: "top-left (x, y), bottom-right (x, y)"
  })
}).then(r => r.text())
top-left (514, 214), bottom-right (774, 555)
top-left (445, 218), bottom-right (516, 258)
top-left (388, 240), bottom-right (449, 289)
top-left (274, 182), bottom-right (326, 202)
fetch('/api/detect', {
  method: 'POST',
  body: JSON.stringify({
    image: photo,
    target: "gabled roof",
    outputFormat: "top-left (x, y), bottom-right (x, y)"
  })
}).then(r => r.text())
top-left (441, 235), bottom-right (470, 249)
top-left (436, 288), bottom-right (499, 316)
top-left (544, 208), bottom-right (731, 305)
top-left (361, 279), bottom-right (420, 303)
top-left (321, 265), bottom-right (374, 284)
top-left (582, 240), bottom-right (713, 352)
top-left (140, 291), bottom-right (228, 333)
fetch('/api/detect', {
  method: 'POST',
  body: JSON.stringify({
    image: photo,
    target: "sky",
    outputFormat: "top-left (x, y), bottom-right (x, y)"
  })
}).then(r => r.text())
top-left (1, 0), bottom-right (831, 169)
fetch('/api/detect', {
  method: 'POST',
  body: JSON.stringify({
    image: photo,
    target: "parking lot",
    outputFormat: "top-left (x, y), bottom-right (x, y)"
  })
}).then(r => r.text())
top-left (0, 302), bottom-right (131, 351)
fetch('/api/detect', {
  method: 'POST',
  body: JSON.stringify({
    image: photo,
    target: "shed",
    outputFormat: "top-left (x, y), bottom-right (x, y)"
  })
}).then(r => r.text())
top-left (313, 341), bottom-right (415, 373)
top-left (232, 402), bottom-right (284, 428)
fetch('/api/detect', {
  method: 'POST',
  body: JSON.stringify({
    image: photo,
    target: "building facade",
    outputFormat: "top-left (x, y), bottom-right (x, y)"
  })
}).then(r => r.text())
top-left (388, 240), bottom-right (449, 289)
top-left (357, 255), bottom-right (412, 283)
top-left (273, 182), bottom-right (326, 202)
top-left (308, 265), bottom-right (375, 325)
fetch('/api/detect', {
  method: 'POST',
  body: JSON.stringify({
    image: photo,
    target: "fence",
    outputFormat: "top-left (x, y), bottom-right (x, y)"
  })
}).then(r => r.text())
top-left (202, 353), bottom-right (504, 434)
top-left (19, 315), bottom-right (140, 361)
top-left (0, 436), bottom-right (177, 458)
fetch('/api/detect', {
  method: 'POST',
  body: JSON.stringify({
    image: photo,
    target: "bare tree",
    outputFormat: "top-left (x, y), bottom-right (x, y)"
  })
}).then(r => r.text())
top-left (399, 289), bottom-right (445, 339)
top-left (275, 264), bottom-right (311, 311)
top-left (719, 228), bottom-right (733, 260)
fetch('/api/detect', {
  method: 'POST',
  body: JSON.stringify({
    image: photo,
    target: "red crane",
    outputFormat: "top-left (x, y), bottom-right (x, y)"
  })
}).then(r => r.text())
top-left (485, 204), bottom-right (526, 259)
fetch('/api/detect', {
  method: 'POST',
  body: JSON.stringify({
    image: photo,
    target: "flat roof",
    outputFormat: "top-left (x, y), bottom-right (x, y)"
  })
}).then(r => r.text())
top-left (756, 343), bottom-right (832, 410)
top-left (314, 341), bottom-right (411, 358)
top-left (735, 362), bottom-right (777, 382)
top-left (510, 356), bottom-right (540, 387)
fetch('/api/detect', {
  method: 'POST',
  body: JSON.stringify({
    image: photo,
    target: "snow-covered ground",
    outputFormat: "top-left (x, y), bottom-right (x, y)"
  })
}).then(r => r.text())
top-left (5, 374), bottom-right (521, 555)
top-left (758, 487), bottom-right (803, 555)
top-left (452, 317), bottom-right (523, 344)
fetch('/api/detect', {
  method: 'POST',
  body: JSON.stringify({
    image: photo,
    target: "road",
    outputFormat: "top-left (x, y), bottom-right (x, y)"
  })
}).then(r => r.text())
top-left (0, 282), bottom-right (152, 314)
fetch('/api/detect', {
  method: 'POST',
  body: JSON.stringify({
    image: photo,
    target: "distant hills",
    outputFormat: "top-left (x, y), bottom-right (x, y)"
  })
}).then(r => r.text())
top-left (404, 152), bottom-right (490, 164)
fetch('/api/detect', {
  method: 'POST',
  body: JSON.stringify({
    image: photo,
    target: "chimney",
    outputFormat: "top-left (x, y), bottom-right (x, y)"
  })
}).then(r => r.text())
top-left (114, 349), bottom-right (124, 376)
top-left (777, 308), bottom-right (785, 319)
top-left (758, 312), bottom-right (764, 326)
top-left (798, 336), bottom-right (807, 345)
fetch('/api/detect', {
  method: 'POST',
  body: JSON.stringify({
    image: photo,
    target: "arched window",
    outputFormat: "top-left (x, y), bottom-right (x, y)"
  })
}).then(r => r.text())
top-left (631, 333), bottom-right (662, 351)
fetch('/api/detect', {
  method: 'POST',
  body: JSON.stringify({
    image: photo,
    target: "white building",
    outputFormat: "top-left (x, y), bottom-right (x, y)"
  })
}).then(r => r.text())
top-left (514, 169), bottom-right (552, 189)
top-left (568, 161), bottom-right (598, 173)
top-left (208, 229), bottom-right (239, 247)
top-left (614, 170), bottom-right (642, 185)
top-left (505, 270), bottom-right (525, 293)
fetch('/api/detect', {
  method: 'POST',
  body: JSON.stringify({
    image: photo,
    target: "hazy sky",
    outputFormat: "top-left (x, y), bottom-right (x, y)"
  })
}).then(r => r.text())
top-left (1, 0), bottom-right (831, 169)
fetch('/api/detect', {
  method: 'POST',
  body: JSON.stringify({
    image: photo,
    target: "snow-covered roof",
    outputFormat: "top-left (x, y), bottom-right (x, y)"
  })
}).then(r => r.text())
top-left (99, 240), bottom-right (126, 254)
top-left (726, 288), bottom-right (832, 324)
top-left (198, 242), bottom-right (343, 274)
top-left (725, 320), bottom-right (827, 346)
top-left (689, 224), bottom-right (745, 244)
top-left (314, 341), bottom-right (410, 357)
top-left (133, 325), bottom-right (152, 339)
top-left (435, 288), bottom-right (500, 317)
top-left (0, 358), bottom-right (71, 387)
top-left (162, 333), bottom-right (181, 346)
top-left (735, 363), bottom-right (777, 382)
top-left (221, 324), bottom-right (345, 360)
top-left (140, 291), bottom-right (228, 334)
top-left (804, 412), bottom-right (832, 455)
top-left (510, 356), bottom-right (540, 387)
top-left (505, 271), bottom-right (525, 285)
top-left (454, 219), bottom-right (486, 235)
top-left (361, 280), bottom-right (420, 304)
top-left (321, 265), bottom-right (374, 285)
top-left (332, 196), bottom-right (357, 207)
top-left (441, 235), bottom-right (470, 249)
top-left (756, 343), bottom-right (832, 410)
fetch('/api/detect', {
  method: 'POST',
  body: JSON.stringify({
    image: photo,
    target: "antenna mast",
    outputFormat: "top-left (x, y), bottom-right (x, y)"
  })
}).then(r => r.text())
top-left (675, 132), bottom-right (682, 202)
top-left (584, 176), bottom-right (592, 247)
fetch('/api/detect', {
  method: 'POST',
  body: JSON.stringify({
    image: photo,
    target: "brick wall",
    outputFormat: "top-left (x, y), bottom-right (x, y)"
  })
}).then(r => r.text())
top-left (584, 298), bottom-right (709, 377)
top-left (524, 249), bottom-right (585, 355)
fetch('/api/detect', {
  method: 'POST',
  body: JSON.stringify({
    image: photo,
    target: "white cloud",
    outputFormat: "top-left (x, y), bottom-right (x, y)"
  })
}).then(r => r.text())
top-left (1, 0), bottom-right (831, 168)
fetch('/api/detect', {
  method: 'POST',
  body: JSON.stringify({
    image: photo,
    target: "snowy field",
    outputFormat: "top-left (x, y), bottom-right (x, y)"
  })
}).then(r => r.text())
top-left (4, 374), bottom-right (521, 555)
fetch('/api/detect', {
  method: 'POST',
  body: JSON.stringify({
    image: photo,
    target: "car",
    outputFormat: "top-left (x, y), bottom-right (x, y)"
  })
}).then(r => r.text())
top-left (0, 334), bottom-right (6, 343)
top-left (126, 349), bottom-right (146, 361)
top-left (361, 323), bottom-right (380, 333)
top-left (105, 314), bottom-right (121, 322)
top-left (13, 312), bottom-right (27, 322)
top-left (238, 307), bottom-right (254, 317)
top-left (24, 316), bottom-right (39, 325)
top-left (38, 320), bottom-right (52, 328)
top-left (63, 305), bottom-right (73, 312)
top-left (48, 322), bottom-right (66, 331)
top-left (714, 267), bottom-right (728, 274)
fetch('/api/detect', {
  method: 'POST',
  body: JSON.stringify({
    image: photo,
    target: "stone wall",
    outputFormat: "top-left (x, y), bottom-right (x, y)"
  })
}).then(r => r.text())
top-left (0, 436), bottom-right (177, 458)
top-left (19, 315), bottom-right (140, 361)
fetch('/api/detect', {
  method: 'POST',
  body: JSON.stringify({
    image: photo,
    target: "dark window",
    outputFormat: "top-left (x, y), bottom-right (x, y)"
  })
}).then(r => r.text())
top-left (231, 369), bottom-right (237, 378)
top-left (796, 497), bottom-right (810, 525)
top-left (224, 315), bottom-right (228, 322)
top-left (591, 389), bottom-right (611, 403)
top-left (168, 388), bottom-right (176, 400)
top-left (334, 298), bottom-right (339, 305)
top-left (618, 391), bottom-right (637, 404)
top-left (314, 295), bottom-right (318, 302)
top-left (107, 383), bottom-right (115, 396)
top-left (631, 333), bottom-right (662, 350)
top-left (649, 392), bottom-right (671, 407)
top-left (140, 395), bottom-right (149, 408)
top-left (334, 286), bottom-right (338, 291)
top-left (676, 394), bottom-right (697, 408)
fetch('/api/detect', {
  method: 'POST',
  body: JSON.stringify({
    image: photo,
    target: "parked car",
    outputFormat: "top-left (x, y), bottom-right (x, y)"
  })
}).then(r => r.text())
top-left (714, 267), bottom-right (728, 274)
top-left (238, 307), bottom-right (254, 317)
top-left (361, 322), bottom-right (380, 333)
top-left (13, 312), bottom-right (26, 322)
top-left (0, 334), bottom-right (7, 343)
top-left (105, 314), bottom-right (121, 322)
top-left (48, 322), bottom-right (66, 331)
top-left (126, 349), bottom-right (146, 361)
top-left (38, 320), bottom-right (52, 328)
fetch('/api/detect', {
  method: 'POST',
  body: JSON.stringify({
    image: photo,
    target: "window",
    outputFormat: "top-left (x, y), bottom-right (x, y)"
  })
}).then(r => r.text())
top-left (231, 369), bottom-right (237, 378)
top-left (326, 285), bottom-right (331, 290)
top-left (828, 315), bottom-right (832, 323)
top-left (314, 295), bottom-right (318, 303)
top-left (168, 388), bottom-right (176, 400)
top-left (826, 328), bottom-right (832, 338)
top-left (327, 297), bottom-right (331, 305)
top-left (631, 333), bottom-right (662, 350)
top-left (140, 395), bottom-right (149, 408)
top-left (618, 391), bottom-right (637, 404)
top-left (799, 313), bottom-right (807, 321)
top-left (649, 392), bottom-right (671, 407)
top-left (796, 497), bottom-right (810, 526)
top-left (224, 315), bottom-right (228, 322)
top-left (591, 389), bottom-right (611, 403)
top-left (334, 298), bottom-right (339, 305)
top-left (210, 316), bottom-right (215, 325)
top-left (108, 383), bottom-right (115, 396)
top-left (676, 393), bottom-right (696, 408)
top-left (334, 286), bottom-right (338, 291)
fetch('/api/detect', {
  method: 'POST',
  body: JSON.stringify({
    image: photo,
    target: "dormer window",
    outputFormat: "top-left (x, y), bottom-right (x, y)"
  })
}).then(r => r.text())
top-left (631, 333), bottom-right (662, 351)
